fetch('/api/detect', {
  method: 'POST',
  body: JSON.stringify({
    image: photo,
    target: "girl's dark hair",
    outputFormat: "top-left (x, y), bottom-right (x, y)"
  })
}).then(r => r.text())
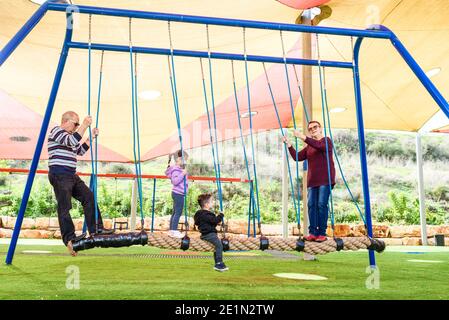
top-left (198, 193), bottom-right (213, 208)
top-left (174, 150), bottom-right (189, 160)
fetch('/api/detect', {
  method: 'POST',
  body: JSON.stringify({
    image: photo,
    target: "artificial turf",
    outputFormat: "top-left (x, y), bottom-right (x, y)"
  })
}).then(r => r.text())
top-left (0, 242), bottom-right (448, 300)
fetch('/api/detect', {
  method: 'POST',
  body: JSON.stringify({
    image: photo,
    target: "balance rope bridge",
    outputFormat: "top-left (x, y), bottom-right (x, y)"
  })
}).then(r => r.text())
top-left (72, 231), bottom-right (385, 255)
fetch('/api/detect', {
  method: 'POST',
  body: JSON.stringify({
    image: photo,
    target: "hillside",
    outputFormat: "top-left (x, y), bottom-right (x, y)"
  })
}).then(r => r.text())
top-left (0, 129), bottom-right (448, 225)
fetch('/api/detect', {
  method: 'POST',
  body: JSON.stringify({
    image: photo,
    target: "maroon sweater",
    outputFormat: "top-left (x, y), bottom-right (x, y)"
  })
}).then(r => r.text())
top-left (288, 137), bottom-right (336, 188)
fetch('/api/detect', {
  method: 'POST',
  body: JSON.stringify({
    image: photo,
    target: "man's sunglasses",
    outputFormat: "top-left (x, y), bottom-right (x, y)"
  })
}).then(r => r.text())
top-left (308, 125), bottom-right (320, 131)
top-left (69, 120), bottom-right (80, 127)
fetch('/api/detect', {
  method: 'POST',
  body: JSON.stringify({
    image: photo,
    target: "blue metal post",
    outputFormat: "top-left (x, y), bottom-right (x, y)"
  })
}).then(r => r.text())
top-left (5, 15), bottom-right (74, 265)
top-left (353, 38), bottom-right (376, 267)
top-left (0, 1), bottom-right (50, 66)
top-left (151, 178), bottom-right (156, 232)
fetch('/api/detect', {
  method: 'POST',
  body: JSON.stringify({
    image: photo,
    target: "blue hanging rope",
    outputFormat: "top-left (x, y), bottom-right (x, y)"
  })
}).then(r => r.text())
top-left (262, 62), bottom-right (300, 228)
top-left (321, 68), bottom-right (367, 226)
top-left (204, 27), bottom-right (224, 211)
top-left (315, 34), bottom-right (336, 236)
top-left (230, 60), bottom-right (257, 237)
top-left (247, 181), bottom-right (253, 237)
top-left (93, 50), bottom-right (104, 227)
top-left (242, 28), bottom-right (263, 235)
top-left (167, 21), bottom-right (189, 230)
top-left (280, 30), bottom-right (302, 225)
top-left (129, 19), bottom-right (145, 226)
top-left (199, 59), bottom-right (223, 211)
top-left (132, 52), bottom-right (145, 226)
top-left (87, 14), bottom-right (99, 231)
top-left (292, 64), bottom-right (310, 123)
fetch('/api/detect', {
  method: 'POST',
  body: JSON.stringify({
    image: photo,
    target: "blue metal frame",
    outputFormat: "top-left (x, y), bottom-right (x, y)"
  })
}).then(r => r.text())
top-left (47, 3), bottom-right (392, 39)
top-left (1, 2), bottom-right (448, 266)
top-left (67, 42), bottom-right (353, 69)
top-left (4, 11), bottom-right (74, 265)
top-left (352, 40), bottom-right (376, 267)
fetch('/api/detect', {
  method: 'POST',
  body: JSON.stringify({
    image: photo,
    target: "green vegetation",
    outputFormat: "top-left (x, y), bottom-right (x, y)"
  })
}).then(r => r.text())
top-left (0, 130), bottom-right (448, 225)
top-left (1, 244), bottom-right (449, 299)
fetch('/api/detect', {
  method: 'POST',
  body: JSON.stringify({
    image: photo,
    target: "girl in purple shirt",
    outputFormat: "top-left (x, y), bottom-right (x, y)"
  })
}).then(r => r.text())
top-left (165, 150), bottom-right (189, 238)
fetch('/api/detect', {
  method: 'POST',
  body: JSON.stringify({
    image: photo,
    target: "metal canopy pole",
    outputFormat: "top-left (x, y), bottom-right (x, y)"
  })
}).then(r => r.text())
top-left (416, 132), bottom-right (428, 245)
top-left (281, 149), bottom-right (289, 238)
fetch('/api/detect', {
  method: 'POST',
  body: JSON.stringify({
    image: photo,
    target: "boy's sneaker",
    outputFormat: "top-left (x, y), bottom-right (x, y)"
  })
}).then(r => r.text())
top-left (315, 235), bottom-right (327, 242)
top-left (214, 262), bottom-right (229, 272)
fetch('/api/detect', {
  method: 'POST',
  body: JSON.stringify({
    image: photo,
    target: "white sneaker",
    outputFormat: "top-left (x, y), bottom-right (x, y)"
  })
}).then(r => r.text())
top-left (168, 230), bottom-right (184, 238)
top-left (173, 231), bottom-right (185, 238)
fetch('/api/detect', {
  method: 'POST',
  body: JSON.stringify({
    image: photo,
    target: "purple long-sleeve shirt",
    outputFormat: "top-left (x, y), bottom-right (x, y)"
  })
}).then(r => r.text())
top-left (165, 165), bottom-right (189, 195)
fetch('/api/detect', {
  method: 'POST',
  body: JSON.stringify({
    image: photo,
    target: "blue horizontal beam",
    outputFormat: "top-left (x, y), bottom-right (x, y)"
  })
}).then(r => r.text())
top-left (48, 2), bottom-right (392, 40)
top-left (67, 41), bottom-right (354, 69)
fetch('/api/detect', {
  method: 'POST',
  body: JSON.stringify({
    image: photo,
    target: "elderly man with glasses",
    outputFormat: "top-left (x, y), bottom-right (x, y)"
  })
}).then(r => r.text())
top-left (282, 120), bottom-right (336, 242)
top-left (47, 111), bottom-right (113, 256)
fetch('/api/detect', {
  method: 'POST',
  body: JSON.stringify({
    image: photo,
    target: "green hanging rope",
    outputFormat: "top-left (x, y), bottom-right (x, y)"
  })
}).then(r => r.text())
top-left (242, 27), bottom-right (263, 236)
top-left (230, 60), bottom-right (257, 237)
top-left (129, 18), bottom-right (145, 228)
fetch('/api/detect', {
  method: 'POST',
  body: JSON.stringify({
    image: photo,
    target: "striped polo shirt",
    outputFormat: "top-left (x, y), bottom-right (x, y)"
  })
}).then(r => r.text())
top-left (48, 126), bottom-right (89, 175)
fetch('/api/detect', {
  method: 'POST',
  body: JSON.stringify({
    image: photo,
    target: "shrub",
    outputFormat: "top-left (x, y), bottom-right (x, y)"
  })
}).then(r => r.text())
top-left (428, 186), bottom-right (449, 202)
top-left (333, 201), bottom-right (361, 223)
top-left (106, 164), bottom-right (132, 175)
top-left (0, 176), bottom-right (6, 187)
top-left (375, 206), bottom-right (395, 223)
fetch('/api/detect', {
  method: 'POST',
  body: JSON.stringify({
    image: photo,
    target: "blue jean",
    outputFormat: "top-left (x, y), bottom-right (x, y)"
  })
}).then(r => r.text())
top-left (169, 192), bottom-right (185, 230)
top-left (307, 185), bottom-right (331, 236)
top-left (201, 232), bottom-right (223, 264)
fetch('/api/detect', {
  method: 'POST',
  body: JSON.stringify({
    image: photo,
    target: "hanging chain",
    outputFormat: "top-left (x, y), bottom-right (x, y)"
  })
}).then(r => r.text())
top-left (128, 18), bottom-right (133, 47)
top-left (206, 24), bottom-right (211, 57)
top-left (88, 14), bottom-right (92, 45)
top-left (168, 21), bottom-right (174, 53)
top-left (280, 30), bottom-right (287, 62)
top-left (99, 50), bottom-right (104, 73)
top-left (242, 27), bottom-right (247, 58)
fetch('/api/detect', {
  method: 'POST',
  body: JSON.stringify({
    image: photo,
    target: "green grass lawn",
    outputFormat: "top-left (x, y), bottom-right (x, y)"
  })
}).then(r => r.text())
top-left (1, 242), bottom-right (448, 300)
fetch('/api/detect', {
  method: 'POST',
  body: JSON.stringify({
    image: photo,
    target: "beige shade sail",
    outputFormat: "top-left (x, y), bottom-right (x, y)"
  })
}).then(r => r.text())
top-left (0, 0), bottom-right (448, 162)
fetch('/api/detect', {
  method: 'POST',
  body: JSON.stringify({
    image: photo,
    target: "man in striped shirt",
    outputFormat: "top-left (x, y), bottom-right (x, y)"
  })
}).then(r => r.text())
top-left (48, 111), bottom-right (112, 256)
